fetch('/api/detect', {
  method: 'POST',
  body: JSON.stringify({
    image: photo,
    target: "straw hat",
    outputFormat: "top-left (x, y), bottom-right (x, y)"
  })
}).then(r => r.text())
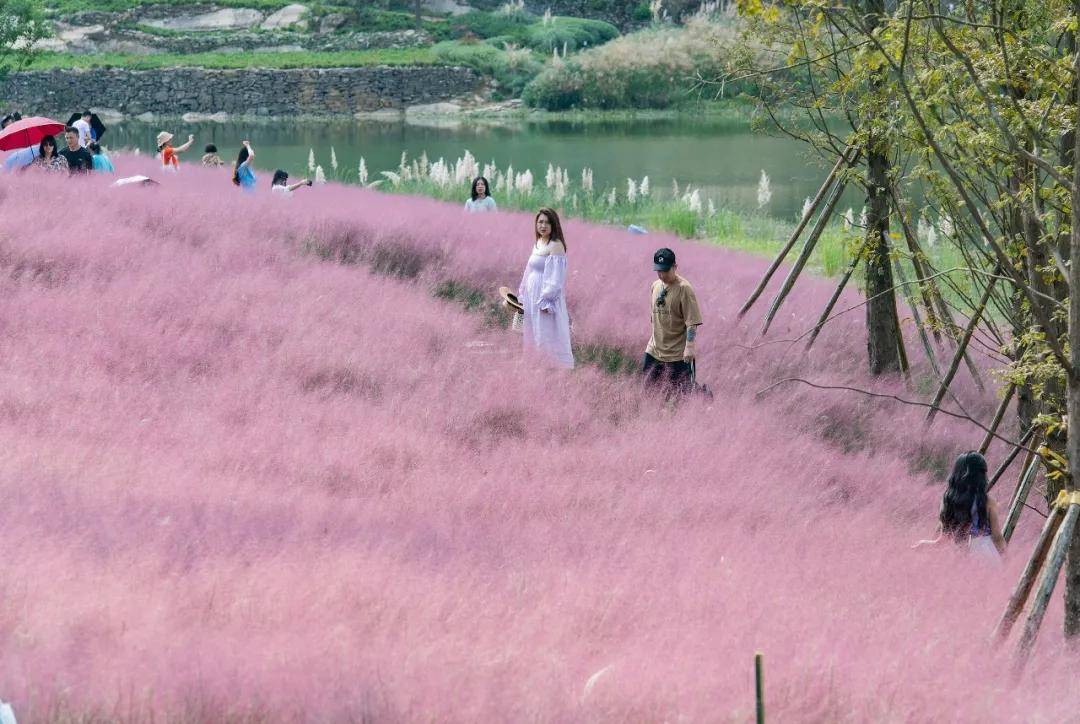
top-left (156, 131), bottom-right (173, 147)
top-left (499, 286), bottom-right (524, 313)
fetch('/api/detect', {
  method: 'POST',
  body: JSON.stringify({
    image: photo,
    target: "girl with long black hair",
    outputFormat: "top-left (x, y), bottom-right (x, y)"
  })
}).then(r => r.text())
top-left (232, 140), bottom-right (257, 193)
top-left (915, 451), bottom-right (1005, 557)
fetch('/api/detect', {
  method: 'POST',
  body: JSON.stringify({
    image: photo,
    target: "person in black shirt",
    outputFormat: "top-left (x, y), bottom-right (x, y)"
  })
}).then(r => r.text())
top-left (58, 127), bottom-right (93, 174)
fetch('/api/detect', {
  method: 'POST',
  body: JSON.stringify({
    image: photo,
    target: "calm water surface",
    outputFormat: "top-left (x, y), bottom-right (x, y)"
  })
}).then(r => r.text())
top-left (104, 116), bottom-right (839, 220)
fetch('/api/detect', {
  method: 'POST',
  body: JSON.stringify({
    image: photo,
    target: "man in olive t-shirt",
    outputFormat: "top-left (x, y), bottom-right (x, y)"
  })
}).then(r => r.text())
top-left (643, 247), bottom-right (702, 392)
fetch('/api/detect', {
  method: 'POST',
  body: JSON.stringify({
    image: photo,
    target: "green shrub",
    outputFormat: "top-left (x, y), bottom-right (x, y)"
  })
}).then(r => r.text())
top-left (523, 17), bottom-right (746, 110)
top-left (522, 17), bottom-right (619, 53)
top-left (351, 8), bottom-right (416, 32)
top-left (432, 41), bottom-right (542, 98)
top-left (447, 10), bottom-right (533, 40)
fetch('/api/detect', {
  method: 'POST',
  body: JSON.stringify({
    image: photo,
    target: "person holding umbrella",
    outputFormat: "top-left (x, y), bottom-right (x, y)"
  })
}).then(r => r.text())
top-left (0, 116), bottom-right (66, 173)
top-left (157, 130), bottom-right (195, 171)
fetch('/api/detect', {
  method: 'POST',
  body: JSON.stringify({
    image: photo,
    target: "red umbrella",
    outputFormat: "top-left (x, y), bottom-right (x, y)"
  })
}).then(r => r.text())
top-left (0, 116), bottom-right (66, 151)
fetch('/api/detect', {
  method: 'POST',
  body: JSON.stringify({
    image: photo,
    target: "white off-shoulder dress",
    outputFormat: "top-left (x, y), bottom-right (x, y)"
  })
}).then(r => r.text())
top-left (518, 239), bottom-right (574, 369)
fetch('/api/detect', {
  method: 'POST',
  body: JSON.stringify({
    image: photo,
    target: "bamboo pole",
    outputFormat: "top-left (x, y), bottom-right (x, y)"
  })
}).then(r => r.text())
top-left (978, 383), bottom-right (1017, 455)
top-left (1003, 447), bottom-right (1041, 542)
top-left (805, 236), bottom-right (872, 350)
top-left (889, 194), bottom-right (943, 341)
top-left (761, 179), bottom-right (849, 335)
top-left (892, 258), bottom-right (941, 376)
top-left (889, 186), bottom-right (985, 389)
top-left (925, 269), bottom-right (999, 423)
top-left (993, 501), bottom-right (1066, 642)
top-left (893, 292), bottom-right (911, 377)
top-left (1013, 499), bottom-right (1080, 669)
top-left (739, 149), bottom-right (855, 318)
top-left (988, 426), bottom-right (1037, 493)
top-left (755, 652), bottom-right (765, 724)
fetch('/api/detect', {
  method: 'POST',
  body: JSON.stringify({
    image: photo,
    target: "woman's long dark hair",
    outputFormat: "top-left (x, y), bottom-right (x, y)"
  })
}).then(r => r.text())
top-left (271, 169), bottom-right (288, 187)
top-left (232, 145), bottom-right (249, 186)
top-left (470, 176), bottom-right (490, 201)
top-left (940, 451), bottom-right (990, 539)
top-left (535, 207), bottom-right (566, 250)
top-left (38, 135), bottom-right (56, 158)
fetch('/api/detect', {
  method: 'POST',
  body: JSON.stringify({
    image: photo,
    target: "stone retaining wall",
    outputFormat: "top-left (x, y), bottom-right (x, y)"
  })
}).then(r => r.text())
top-left (0, 66), bottom-right (484, 118)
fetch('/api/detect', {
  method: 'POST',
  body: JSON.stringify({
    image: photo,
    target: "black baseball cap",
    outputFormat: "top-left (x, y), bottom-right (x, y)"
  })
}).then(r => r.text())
top-left (653, 247), bottom-right (676, 271)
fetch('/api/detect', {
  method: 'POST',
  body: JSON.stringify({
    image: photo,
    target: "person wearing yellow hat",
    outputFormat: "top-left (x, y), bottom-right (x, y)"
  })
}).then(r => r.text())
top-left (156, 130), bottom-right (195, 171)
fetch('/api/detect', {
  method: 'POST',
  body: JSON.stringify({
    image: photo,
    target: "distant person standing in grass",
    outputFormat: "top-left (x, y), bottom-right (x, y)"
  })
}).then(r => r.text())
top-left (465, 176), bottom-right (497, 213)
top-left (157, 130), bottom-right (195, 171)
top-left (89, 142), bottom-right (114, 173)
top-left (201, 144), bottom-right (224, 167)
top-left (643, 247), bottom-right (702, 393)
top-left (232, 140), bottom-right (257, 193)
top-left (58, 127), bottom-right (94, 174)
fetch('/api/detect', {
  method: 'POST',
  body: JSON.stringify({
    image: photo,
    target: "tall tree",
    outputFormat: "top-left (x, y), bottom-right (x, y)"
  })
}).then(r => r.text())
top-left (863, 0), bottom-right (902, 375)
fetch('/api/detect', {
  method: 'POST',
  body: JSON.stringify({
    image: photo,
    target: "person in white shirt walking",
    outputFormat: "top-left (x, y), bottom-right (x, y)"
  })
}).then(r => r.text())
top-left (72, 110), bottom-right (93, 148)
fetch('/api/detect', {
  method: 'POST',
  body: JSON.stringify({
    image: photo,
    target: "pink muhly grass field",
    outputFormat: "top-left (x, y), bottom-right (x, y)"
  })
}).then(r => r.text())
top-left (0, 156), bottom-right (1076, 722)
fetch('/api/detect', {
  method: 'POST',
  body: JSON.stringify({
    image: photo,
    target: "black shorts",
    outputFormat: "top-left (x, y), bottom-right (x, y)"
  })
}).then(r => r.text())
top-left (642, 353), bottom-right (692, 392)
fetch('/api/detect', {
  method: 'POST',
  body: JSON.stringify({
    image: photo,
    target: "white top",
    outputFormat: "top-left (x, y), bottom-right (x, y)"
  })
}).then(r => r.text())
top-left (272, 184), bottom-right (291, 196)
top-left (517, 238), bottom-right (572, 368)
top-left (465, 196), bottom-right (497, 213)
top-left (73, 118), bottom-right (92, 147)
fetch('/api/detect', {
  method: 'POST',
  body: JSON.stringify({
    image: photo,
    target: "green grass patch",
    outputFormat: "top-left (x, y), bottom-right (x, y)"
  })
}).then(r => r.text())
top-left (42, 0), bottom-right (294, 14)
top-left (24, 48), bottom-right (440, 71)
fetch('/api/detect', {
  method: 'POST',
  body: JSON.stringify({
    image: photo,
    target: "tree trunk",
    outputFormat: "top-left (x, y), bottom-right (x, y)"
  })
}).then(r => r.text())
top-left (863, 0), bottom-right (901, 376)
top-left (415, 0), bottom-right (422, 31)
top-left (1064, 13), bottom-right (1080, 638)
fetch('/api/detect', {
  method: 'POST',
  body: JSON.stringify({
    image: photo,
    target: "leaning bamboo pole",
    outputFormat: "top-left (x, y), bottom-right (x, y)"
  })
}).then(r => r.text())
top-left (890, 195), bottom-right (943, 341)
top-left (993, 499), bottom-right (1067, 642)
top-left (890, 187), bottom-right (985, 389)
top-left (1003, 447), bottom-right (1042, 542)
top-left (988, 427), bottom-right (1037, 493)
top-left (805, 237), bottom-right (872, 350)
top-left (978, 383), bottom-right (1017, 455)
top-left (925, 269), bottom-right (999, 423)
top-left (892, 258), bottom-right (941, 376)
top-left (739, 149), bottom-right (855, 318)
top-left (761, 179), bottom-right (849, 335)
top-left (1013, 494), bottom-right (1080, 668)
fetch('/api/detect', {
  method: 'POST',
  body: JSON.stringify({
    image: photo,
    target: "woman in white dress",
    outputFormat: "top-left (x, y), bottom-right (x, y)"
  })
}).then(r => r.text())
top-left (517, 208), bottom-right (573, 369)
top-left (914, 451), bottom-right (1005, 560)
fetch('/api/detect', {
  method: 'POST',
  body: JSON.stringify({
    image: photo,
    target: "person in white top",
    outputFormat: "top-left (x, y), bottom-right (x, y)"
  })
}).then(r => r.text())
top-left (465, 176), bottom-right (497, 213)
top-left (517, 207), bottom-right (573, 369)
top-left (72, 111), bottom-right (93, 148)
top-left (271, 169), bottom-right (312, 196)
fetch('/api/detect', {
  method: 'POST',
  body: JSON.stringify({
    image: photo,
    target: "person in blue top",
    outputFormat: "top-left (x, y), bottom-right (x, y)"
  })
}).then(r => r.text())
top-left (89, 142), bottom-right (114, 173)
top-left (232, 140), bottom-right (257, 193)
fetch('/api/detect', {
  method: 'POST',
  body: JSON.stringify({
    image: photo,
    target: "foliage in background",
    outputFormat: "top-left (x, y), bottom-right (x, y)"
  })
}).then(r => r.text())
top-left (0, 0), bottom-right (51, 79)
top-left (523, 14), bottom-right (753, 110)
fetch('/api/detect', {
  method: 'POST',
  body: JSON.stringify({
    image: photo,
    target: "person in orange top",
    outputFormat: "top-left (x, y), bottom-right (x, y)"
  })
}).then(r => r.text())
top-left (156, 130), bottom-right (195, 171)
